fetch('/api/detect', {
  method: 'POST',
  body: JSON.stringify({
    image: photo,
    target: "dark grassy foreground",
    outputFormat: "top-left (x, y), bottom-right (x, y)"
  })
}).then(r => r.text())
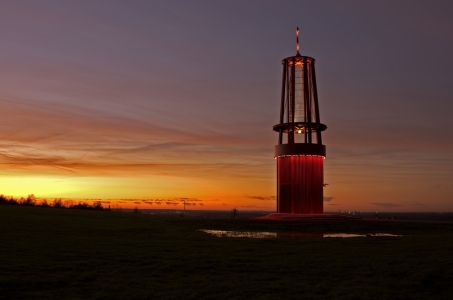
top-left (1, 206), bottom-right (453, 300)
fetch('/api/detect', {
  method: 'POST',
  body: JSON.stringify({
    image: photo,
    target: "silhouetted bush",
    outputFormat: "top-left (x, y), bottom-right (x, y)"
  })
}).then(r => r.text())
top-left (67, 201), bottom-right (107, 211)
top-left (8, 198), bottom-right (19, 205)
top-left (69, 202), bottom-right (90, 210)
top-left (20, 194), bottom-right (37, 206)
top-left (65, 200), bottom-right (109, 211)
top-left (0, 193), bottom-right (110, 211)
top-left (51, 199), bottom-right (64, 208)
top-left (0, 195), bottom-right (7, 205)
top-left (0, 195), bottom-right (19, 205)
top-left (92, 201), bottom-right (104, 211)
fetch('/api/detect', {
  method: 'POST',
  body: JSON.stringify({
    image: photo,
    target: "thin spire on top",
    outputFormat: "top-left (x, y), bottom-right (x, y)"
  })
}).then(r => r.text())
top-left (296, 27), bottom-right (301, 56)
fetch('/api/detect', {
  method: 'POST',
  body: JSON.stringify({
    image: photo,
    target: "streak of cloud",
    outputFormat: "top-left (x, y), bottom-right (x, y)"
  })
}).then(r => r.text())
top-left (370, 202), bottom-right (402, 209)
top-left (245, 195), bottom-right (275, 201)
top-left (323, 197), bottom-right (334, 202)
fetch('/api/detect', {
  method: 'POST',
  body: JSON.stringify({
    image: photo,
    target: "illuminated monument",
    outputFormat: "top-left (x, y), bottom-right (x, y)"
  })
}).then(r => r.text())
top-left (273, 28), bottom-right (327, 214)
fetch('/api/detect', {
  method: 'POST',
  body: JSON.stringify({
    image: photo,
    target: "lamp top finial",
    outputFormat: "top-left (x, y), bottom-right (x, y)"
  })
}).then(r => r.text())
top-left (296, 27), bottom-right (301, 56)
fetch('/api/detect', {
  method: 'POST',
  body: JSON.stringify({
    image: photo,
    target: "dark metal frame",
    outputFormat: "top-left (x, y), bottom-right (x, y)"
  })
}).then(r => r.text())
top-left (273, 55), bottom-right (327, 157)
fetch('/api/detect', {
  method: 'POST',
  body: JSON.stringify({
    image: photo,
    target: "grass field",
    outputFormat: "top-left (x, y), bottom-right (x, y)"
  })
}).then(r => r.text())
top-left (1, 205), bottom-right (453, 299)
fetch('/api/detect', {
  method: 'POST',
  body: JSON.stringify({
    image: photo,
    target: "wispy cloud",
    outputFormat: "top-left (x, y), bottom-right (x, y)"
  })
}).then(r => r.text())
top-left (137, 198), bottom-right (206, 207)
top-left (402, 201), bottom-right (426, 207)
top-left (323, 197), bottom-right (334, 202)
top-left (370, 202), bottom-right (402, 208)
top-left (245, 195), bottom-right (275, 201)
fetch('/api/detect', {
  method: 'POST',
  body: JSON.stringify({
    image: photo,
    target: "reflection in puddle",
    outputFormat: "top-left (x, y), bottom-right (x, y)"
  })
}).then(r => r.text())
top-left (323, 233), bottom-right (402, 238)
top-left (199, 229), bottom-right (401, 239)
top-left (200, 230), bottom-right (277, 238)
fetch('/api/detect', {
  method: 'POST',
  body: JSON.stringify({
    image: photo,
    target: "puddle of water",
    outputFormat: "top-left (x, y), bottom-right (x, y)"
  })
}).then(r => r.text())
top-left (323, 233), bottom-right (365, 238)
top-left (323, 233), bottom-right (401, 238)
top-left (370, 233), bottom-right (402, 237)
top-left (199, 229), bottom-right (401, 239)
top-left (200, 229), bottom-right (277, 238)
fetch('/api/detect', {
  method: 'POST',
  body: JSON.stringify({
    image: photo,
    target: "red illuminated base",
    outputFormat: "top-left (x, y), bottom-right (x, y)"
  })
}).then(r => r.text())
top-left (277, 155), bottom-right (324, 214)
top-left (257, 213), bottom-right (360, 221)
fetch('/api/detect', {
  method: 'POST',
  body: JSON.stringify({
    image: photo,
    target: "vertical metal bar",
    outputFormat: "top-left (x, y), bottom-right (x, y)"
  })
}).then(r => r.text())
top-left (303, 58), bottom-right (307, 143)
top-left (289, 57), bottom-right (296, 144)
top-left (279, 61), bottom-right (287, 125)
top-left (286, 64), bottom-right (290, 144)
top-left (311, 60), bottom-right (322, 144)
top-left (291, 57), bottom-right (296, 124)
top-left (303, 57), bottom-right (311, 144)
top-left (286, 65), bottom-right (290, 123)
top-left (279, 60), bottom-right (287, 145)
top-left (291, 156), bottom-right (294, 213)
top-left (275, 157), bottom-right (281, 213)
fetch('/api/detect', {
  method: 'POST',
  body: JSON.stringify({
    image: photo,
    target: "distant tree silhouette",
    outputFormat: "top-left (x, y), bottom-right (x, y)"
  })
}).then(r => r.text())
top-left (52, 199), bottom-right (65, 208)
top-left (70, 202), bottom-right (91, 210)
top-left (0, 193), bottom-right (110, 211)
top-left (92, 201), bottom-right (104, 210)
top-left (8, 197), bottom-right (19, 205)
top-left (0, 195), bottom-right (8, 205)
top-left (20, 194), bottom-right (37, 206)
top-left (0, 195), bottom-right (20, 205)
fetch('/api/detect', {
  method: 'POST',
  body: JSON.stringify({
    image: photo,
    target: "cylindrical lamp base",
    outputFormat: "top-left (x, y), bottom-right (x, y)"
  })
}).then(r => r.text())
top-left (277, 155), bottom-right (324, 214)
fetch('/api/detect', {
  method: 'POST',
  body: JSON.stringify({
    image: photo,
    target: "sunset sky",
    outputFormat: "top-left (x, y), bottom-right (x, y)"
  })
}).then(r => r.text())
top-left (1, 0), bottom-right (452, 211)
